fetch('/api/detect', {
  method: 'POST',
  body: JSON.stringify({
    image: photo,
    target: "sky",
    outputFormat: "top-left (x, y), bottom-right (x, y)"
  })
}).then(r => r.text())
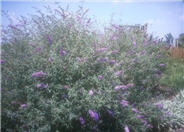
top-left (1, 0), bottom-right (184, 38)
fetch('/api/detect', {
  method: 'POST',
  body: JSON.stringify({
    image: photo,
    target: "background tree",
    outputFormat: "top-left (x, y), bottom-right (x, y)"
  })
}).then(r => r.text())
top-left (165, 33), bottom-right (174, 45)
top-left (178, 33), bottom-right (184, 48)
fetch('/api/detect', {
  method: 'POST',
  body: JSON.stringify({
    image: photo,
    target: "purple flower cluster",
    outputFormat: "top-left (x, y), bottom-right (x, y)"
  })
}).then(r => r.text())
top-left (107, 109), bottom-right (114, 115)
top-left (76, 57), bottom-right (81, 62)
top-left (93, 42), bottom-right (96, 50)
top-left (34, 47), bottom-right (41, 52)
top-left (64, 85), bottom-right (70, 89)
top-left (124, 125), bottom-right (130, 132)
top-left (114, 85), bottom-right (128, 90)
top-left (127, 83), bottom-right (134, 87)
top-left (89, 89), bottom-right (94, 96)
top-left (88, 109), bottom-right (99, 121)
top-left (79, 117), bottom-right (85, 125)
top-left (120, 100), bottom-right (129, 106)
top-left (136, 115), bottom-right (144, 118)
top-left (48, 57), bottom-right (52, 62)
top-left (86, 18), bottom-right (91, 26)
top-left (111, 24), bottom-right (120, 29)
top-left (98, 75), bottom-right (103, 79)
top-left (96, 57), bottom-right (108, 61)
top-left (20, 104), bottom-right (27, 108)
top-left (155, 103), bottom-right (163, 108)
top-left (115, 70), bottom-right (122, 76)
top-left (36, 83), bottom-right (48, 88)
top-left (32, 71), bottom-right (46, 77)
top-left (60, 47), bottom-right (66, 56)
top-left (133, 41), bottom-right (136, 47)
top-left (111, 49), bottom-right (120, 53)
top-left (159, 64), bottom-right (165, 67)
top-left (109, 59), bottom-right (116, 64)
top-left (131, 108), bottom-right (139, 113)
top-left (47, 34), bottom-right (52, 44)
top-left (96, 48), bottom-right (107, 52)
top-left (0, 59), bottom-right (4, 63)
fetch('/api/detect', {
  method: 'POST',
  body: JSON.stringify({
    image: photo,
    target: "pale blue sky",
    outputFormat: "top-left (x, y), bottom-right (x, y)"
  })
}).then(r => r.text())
top-left (1, 1), bottom-right (184, 38)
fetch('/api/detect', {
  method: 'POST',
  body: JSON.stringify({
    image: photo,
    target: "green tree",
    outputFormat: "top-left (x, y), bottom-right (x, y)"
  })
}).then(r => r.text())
top-left (165, 33), bottom-right (174, 45)
top-left (178, 33), bottom-right (184, 48)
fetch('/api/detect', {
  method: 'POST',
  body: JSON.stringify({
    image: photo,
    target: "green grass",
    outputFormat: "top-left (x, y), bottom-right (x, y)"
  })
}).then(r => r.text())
top-left (160, 57), bottom-right (184, 94)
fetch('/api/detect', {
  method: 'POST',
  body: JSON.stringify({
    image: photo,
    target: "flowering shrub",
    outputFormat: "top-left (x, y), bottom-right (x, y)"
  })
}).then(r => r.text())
top-left (2, 5), bottom-right (171, 132)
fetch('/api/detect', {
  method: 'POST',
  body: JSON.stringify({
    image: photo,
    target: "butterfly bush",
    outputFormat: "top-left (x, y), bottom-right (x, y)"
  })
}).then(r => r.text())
top-left (1, 5), bottom-right (171, 132)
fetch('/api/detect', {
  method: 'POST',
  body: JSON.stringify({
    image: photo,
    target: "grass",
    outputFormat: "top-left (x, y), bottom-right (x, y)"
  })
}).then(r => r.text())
top-left (159, 56), bottom-right (184, 94)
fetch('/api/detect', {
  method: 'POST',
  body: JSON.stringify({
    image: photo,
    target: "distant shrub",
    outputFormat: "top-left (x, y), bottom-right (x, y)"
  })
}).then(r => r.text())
top-left (2, 5), bottom-right (170, 132)
top-left (178, 33), bottom-right (184, 48)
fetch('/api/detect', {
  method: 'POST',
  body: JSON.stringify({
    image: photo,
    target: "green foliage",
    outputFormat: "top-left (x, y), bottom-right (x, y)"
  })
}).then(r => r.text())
top-left (1, 5), bottom-right (172, 132)
top-left (165, 33), bottom-right (174, 45)
top-left (160, 58), bottom-right (184, 93)
top-left (158, 90), bottom-right (184, 131)
top-left (178, 33), bottom-right (184, 48)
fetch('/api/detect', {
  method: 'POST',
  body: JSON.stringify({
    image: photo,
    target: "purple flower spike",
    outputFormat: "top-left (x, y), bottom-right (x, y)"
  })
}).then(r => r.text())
top-left (64, 85), bottom-right (69, 89)
top-left (60, 47), bottom-right (66, 56)
top-left (34, 47), bottom-right (41, 52)
top-left (133, 41), bottom-right (136, 47)
top-left (88, 109), bottom-right (99, 121)
top-left (132, 108), bottom-right (139, 113)
top-left (0, 59), bottom-right (4, 63)
top-left (153, 73), bottom-right (160, 77)
top-left (155, 103), bottom-right (163, 108)
top-left (32, 71), bottom-right (46, 77)
top-left (79, 117), bottom-right (85, 125)
top-left (96, 48), bottom-right (107, 52)
top-left (96, 57), bottom-right (108, 61)
top-left (115, 70), bottom-right (122, 76)
top-left (47, 34), bottom-right (52, 44)
top-left (86, 18), bottom-right (91, 25)
top-left (165, 112), bottom-right (171, 116)
top-left (124, 125), bottom-right (130, 132)
top-left (159, 64), bottom-right (165, 67)
top-left (114, 85), bottom-right (128, 90)
top-left (36, 83), bottom-right (48, 88)
top-left (147, 124), bottom-right (153, 128)
top-left (137, 115), bottom-right (144, 118)
top-left (107, 109), bottom-right (114, 115)
top-left (141, 119), bottom-right (147, 125)
top-left (44, 84), bottom-right (48, 88)
top-left (144, 40), bottom-right (147, 45)
top-left (127, 83), bottom-right (134, 87)
top-left (98, 75), bottom-right (103, 79)
top-left (36, 83), bottom-right (42, 88)
top-left (48, 57), bottom-right (52, 62)
top-left (120, 100), bottom-right (129, 106)
top-left (89, 89), bottom-right (94, 96)
top-left (93, 125), bottom-right (97, 131)
top-left (20, 104), bottom-right (27, 108)
top-left (109, 60), bottom-right (116, 64)
top-left (93, 42), bottom-right (96, 51)
top-left (111, 49), bottom-right (120, 53)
